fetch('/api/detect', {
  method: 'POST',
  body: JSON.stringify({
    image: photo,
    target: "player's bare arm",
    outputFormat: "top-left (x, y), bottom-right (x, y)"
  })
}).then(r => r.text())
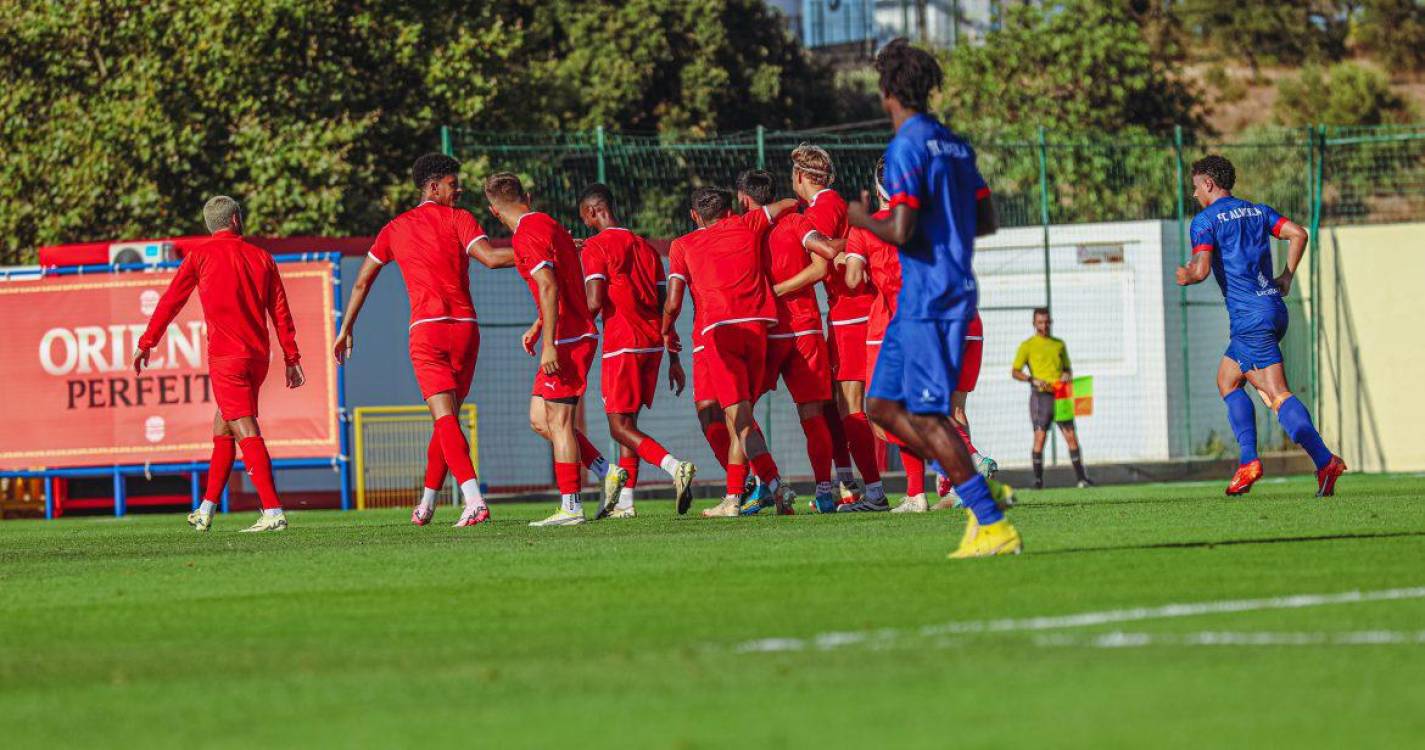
top-left (667, 354), bottom-right (686, 395)
top-left (849, 190), bottom-right (918, 246)
top-left (521, 318), bottom-right (542, 356)
top-left (468, 237), bottom-right (516, 269)
top-left (662, 276), bottom-right (686, 353)
top-left (532, 266), bottom-right (560, 375)
top-left (976, 194), bottom-right (998, 237)
top-left (803, 235), bottom-right (847, 262)
top-left (764, 197), bottom-right (800, 220)
top-left (585, 276), bottom-right (606, 316)
top-left (845, 253), bottom-right (867, 289)
top-left (334, 255), bottom-right (383, 363)
top-left (1274, 220), bottom-right (1309, 296)
top-left (1175, 247), bottom-right (1213, 287)
top-left (772, 252), bottom-right (829, 297)
top-left (286, 364), bottom-right (306, 388)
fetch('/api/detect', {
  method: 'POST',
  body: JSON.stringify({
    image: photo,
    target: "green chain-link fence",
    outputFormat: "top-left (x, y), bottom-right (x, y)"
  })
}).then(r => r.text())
top-left (444, 123), bottom-right (1425, 479)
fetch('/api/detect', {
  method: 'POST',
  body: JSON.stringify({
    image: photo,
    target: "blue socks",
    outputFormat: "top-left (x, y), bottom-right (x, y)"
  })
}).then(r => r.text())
top-left (1223, 389), bottom-right (1258, 465)
top-left (956, 474), bottom-right (1004, 526)
top-left (1277, 395), bottom-right (1332, 470)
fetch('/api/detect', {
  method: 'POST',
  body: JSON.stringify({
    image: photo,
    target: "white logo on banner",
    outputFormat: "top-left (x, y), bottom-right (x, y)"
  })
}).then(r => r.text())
top-left (144, 416), bottom-right (166, 443)
top-left (140, 289), bottom-right (161, 316)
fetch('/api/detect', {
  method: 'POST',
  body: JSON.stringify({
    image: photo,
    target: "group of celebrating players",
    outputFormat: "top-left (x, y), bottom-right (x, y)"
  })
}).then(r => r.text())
top-left (132, 38), bottom-right (1345, 559)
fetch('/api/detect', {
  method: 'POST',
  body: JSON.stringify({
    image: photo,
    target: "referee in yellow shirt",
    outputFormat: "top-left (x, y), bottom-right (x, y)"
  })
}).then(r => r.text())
top-left (1012, 308), bottom-right (1092, 489)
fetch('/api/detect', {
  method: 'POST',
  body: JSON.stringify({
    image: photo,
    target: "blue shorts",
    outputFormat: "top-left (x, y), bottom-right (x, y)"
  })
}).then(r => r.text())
top-left (867, 316), bottom-right (968, 415)
top-left (1226, 308), bottom-right (1288, 372)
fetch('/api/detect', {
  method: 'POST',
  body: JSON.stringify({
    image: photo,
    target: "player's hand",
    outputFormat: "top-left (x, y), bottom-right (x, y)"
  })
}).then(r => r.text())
top-left (847, 189), bottom-right (873, 228)
top-left (1174, 265), bottom-right (1192, 286)
top-left (572, 238), bottom-right (585, 250)
top-left (1031, 378), bottom-right (1046, 391)
top-left (668, 358), bottom-right (686, 396)
top-left (539, 345), bottom-right (559, 375)
top-left (334, 331), bottom-right (353, 363)
top-left (664, 330), bottom-right (682, 354)
top-left (521, 324), bottom-right (540, 356)
top-left (833, 252), bottom-right (848, 270)
top-left (132, 347), bottom-right (150, 376)
top-left (286, 364), bottom-right (306, 389)
top-left (1274, 269), bottom-right (1294, 297)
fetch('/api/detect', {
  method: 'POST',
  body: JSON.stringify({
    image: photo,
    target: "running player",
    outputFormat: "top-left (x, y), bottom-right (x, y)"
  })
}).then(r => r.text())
top-left (336, 154), bottom-right (511, 528)
top-left (671, 187), bottom-right (798, 517)
top-left (790, 143), bottom-right (885, 507)
top-left (850, 38), bottom-right (1022, 558)
top-left (135, 195), bottom-right (303, 533)
top-left (485, 172), bottom-right (627, 527)
top-left (577, 183), bottom-right (697, 518)
top-left (739, 169), bottom-right (845, 514)
top-left (1175, 154), bottom-right (1345, 497)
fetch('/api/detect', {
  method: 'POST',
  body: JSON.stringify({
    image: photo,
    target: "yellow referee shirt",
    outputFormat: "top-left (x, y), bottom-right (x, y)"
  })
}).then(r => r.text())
top-left (1013, 335), bottom-right (1071, 386)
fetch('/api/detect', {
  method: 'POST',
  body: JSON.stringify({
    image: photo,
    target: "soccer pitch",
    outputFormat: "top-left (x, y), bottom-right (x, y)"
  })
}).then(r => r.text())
top-left (3, 475), bottom-right (1424, 748)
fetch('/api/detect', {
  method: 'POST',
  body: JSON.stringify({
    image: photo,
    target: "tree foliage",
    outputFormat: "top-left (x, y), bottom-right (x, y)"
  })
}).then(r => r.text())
top-left (1176, 1), bottom-right (1353, 78)
top-left (1356, 0), bottom-right (1425, 74)
top-left (1274, 63), bottom-right (1415, 127)
top-left (0, 0), bottom-right (834, 262)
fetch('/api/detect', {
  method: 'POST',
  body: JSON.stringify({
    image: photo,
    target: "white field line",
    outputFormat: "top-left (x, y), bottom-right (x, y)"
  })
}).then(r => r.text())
top-left (1034, 630), bottom-right (1425, 649)
top-left (733, 586), bottom-right (1425, 654)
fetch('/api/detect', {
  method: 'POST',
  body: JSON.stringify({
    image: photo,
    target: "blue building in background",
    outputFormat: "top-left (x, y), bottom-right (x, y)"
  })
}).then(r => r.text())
top-left (767, 0), bottom-right (999, 52)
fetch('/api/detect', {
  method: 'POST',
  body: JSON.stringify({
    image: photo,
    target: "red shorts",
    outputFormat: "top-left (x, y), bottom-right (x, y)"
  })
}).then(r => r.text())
top-left (601, 349), bottom-right (662, 414)
top-left (693, 346), bottom-right (714, 404)
top-left (532, 335), bottom-right (598, 401)
top-left (409, 321), bottom-right (480, 400)
top-left (210, 356), bottom-right (269, 421)
top-left (828, 319), bottom-right (869, 383)
top-left (957, 315), bottom-right (983, 393)
top-left (703, 322), bottom-right (767, 408)
top-left (865, 342), bottom-right (882, 392)
top-left (764, 332), bottom-right (832, 404)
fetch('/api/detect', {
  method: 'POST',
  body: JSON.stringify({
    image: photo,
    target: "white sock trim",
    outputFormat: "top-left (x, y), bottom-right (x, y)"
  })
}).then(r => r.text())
top-left (561, 493), bottom-right (582, 513)
top-left (198, 500), bottom-right (217, 514)
top-left (420, 487), bottom-right (439, 508)
top-left (588, 457), bottom-right (610, 479)
top-left (459, 478), bottom-right (485, 508)
top-left (617, 487), bottom-right (635, 509)
top-left (659, 454), bottom-right (680, 475)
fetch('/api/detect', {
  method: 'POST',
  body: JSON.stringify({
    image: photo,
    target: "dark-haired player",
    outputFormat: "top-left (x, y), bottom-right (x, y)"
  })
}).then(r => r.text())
top-left (577, 183), bottom-right (696, 518)
top-left (336, 154), bottom-right (512, 528)
top-left (666, 187), bottom-right (797, 517)
top-left (135, 195), bottom-right (303, 533)
top-left (485, 173), bottom-right (626, 526)
top-left (790, 143), bottom-right (885, 509)
top-left (1176, 154), bottom-right (1345, 497)
top-left (849, 38), bottom-right (1021, 557)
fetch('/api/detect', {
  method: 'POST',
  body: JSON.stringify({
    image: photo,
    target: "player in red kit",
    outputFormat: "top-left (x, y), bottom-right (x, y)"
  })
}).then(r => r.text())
top-left (790, 143), bottom-right (885, 509)
top-left (134, 196), bottom-right (304, 533)
top-left (666, 187), bottom-right (798, 517)
top-left (730, 170), bottom-right (845, 516)
top-left (576, 183), bottom-right (697, 519)
top-left (336, 154), bottom-right (513, 528)
top-left (485, 172), bottom-right (626, 527)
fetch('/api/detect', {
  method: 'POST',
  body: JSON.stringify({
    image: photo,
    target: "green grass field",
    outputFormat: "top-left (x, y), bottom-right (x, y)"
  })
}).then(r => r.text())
top-left (3, 473), bottom-right (1424, 749)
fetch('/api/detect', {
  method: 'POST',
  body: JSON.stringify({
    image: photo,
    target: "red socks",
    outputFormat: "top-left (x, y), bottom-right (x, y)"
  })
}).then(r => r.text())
top-left (434, 415), bottom-right (476, 485)
top-left (575, 429), bottom-right (604, 469)
top-left (726, 462), bottom-right (748, 497)
top-left (237, 436), bottom-right (280, 510)
top-left (824, 403), bottom-right (852, 468)
top-left (423, 432), bottom-right (447, 491)
top-left (844, 411), bottom-right (881, 483)
top-left (204, 436), bottom-right (235, 501)
top-left (952, 419), bottom-right (978, 456)
top-left (618, 455), bottom-right (640, 489)
top-left (750, 451), bottom-right (780, 487)
top-left (635, 438), bottom-right (669, 467)
top-left (902, 448), bottom-right (926, 497)
top-left (799, 414), bottom-right (833, 483)
top-left (703, 421), bottom-right (731, 470)
top-left (554, 461), bottom-right (582, 495)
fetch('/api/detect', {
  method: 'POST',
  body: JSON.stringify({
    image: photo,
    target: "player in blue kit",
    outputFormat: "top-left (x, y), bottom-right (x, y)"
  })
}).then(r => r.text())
top-left (848, 38), bottom-right (1022, 558)
top-left (1176, 155), bottom-right (1346, 498)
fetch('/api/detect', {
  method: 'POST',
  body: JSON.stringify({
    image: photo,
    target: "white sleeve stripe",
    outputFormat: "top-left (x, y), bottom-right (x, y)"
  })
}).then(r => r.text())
top-left (366, 251), bottom-right (386, 265)
top-left (464, 235), bottom-right (488, 253)
top-left (530, 260), bottom-right (554, 274)
top-left (846, 253), bottom-right (868, 263)
top-left (800, 230), bottom-right (818, 247)
top-left (762, 205), bottom-right (773, 221)
top-left (668, 273), bottom-right (688, 282)
top-left (584, 274), bottom-right (608, 282)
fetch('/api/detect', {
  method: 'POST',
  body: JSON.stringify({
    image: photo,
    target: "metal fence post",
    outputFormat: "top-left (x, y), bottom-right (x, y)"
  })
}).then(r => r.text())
top-left (1174, 125), bottom-right (1192, 457)
top-left (1036, 127), bottom-right (1055, 464)
top-left (756, 125), bottom-right (766, 171)
top-left (596, 125), bottom-right (607, 184)
top-left (440, 125), bottom-right (452, 157)
top-left (1308, 125), bottom-right (1325, 419)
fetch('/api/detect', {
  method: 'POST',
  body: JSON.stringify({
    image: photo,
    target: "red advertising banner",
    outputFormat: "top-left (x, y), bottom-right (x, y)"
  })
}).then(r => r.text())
top-left (0, 262), bottom-right (338, 470)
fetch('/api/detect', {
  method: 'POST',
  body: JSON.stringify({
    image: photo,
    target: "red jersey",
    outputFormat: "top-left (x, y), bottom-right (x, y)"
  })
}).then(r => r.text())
top-left (581, 227), bottom-right (665, 354)
top-left (678, 217), bottom-right (777, 336)
top-left (668, 231), bottom-right (702, 350)
top-left (512, 212), bottom-right (598, 345)
top-left (368, 201), bottom-right (487, 329)
top-left (139, 230), bottom-right (300, 365)
top-left (805, 188), bottom-right (874, 323)
top-left (765, 212), bottom-right (825, 336)
top-left (849, 211), bottom-right (900, 343)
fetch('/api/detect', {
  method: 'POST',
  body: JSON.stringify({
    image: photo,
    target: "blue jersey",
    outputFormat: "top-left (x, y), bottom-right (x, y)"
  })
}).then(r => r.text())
top-left (1189, 195), bottom-right (1290, 334)
top-left (882, 113), bottom-right (988, 320)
